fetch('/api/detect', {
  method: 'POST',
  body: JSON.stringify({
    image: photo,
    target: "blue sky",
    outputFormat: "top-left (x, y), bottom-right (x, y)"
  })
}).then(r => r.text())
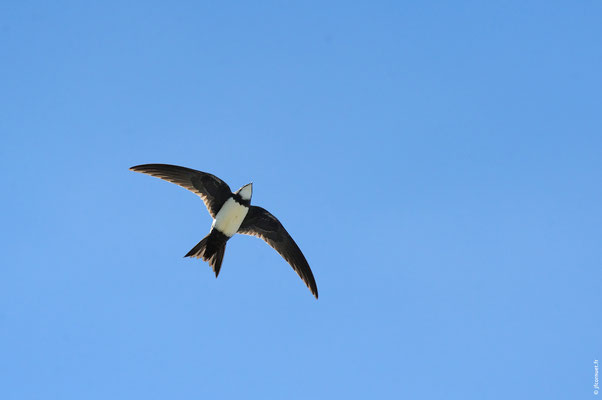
top-left (1, 1), bottom-right (601, 399)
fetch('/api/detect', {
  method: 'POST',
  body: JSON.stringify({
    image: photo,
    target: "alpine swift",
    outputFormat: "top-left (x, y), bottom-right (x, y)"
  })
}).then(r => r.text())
top-left (130, 164), bottom-right (318, 298)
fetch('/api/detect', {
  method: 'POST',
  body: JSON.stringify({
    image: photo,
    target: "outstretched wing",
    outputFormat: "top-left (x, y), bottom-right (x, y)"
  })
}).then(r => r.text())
top-left (238, 206), bottom-right (318, 299)
top-left (130, 164), bottom-right (232, 218)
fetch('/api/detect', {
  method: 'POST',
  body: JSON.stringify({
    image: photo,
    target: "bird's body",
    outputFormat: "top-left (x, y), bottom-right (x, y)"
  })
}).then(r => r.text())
top-left (130, 164), bottom-right (318, 298)
top-left (213, 196), bottom-right (250, 237)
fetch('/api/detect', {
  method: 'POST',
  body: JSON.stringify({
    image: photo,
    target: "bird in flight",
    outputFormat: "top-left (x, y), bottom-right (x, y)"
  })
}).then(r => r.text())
top-left (130, 164), bottom-right (318, 298)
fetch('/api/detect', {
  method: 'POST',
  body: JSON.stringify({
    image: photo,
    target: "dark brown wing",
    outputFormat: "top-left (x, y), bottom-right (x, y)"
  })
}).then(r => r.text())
top-left (238, 206), bottom-right (318, 299)
top-left (130, 164), bottom-right (232, 218)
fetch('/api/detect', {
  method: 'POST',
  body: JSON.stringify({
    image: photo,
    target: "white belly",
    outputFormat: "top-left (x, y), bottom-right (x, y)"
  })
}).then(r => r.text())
top-left (212, 198), bottom-right (249, 237)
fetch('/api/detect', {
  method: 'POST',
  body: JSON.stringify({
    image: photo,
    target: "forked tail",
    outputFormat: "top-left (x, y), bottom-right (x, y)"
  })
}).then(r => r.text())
top-left (185, 230), bottom-right (228, 277)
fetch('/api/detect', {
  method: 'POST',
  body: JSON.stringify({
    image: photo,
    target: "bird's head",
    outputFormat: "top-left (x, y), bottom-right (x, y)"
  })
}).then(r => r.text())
top-left (236, 183), bottom-right (253, 202)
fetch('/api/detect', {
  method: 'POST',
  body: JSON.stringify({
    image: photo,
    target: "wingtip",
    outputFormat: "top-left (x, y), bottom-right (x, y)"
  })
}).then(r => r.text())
top-left (308, 280), bottom-right (318, 299)
top-left (129, 164), bottom-right (157, 172)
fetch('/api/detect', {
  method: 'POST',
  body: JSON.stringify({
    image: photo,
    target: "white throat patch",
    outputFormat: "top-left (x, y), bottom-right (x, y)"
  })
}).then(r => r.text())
top-left (238, 183), bottom-right (253, 201)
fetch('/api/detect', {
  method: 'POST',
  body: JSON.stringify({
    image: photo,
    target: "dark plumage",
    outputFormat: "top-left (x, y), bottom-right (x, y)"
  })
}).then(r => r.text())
top-left (130, 163), bottom-right (318, 298)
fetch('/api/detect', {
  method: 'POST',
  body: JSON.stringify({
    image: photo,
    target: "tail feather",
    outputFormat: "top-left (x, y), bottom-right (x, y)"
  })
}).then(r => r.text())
top-left (208, 245), bottom-right (226, 277)
top-left (185, 230), bottom-right (228, 277)
top-left (184, 236), bottom-right (208, 258)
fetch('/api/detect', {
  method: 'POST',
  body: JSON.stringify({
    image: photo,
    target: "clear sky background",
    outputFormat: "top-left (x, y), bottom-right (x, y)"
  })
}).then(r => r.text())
top-left (1, 1), bottom-right (600, 399)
